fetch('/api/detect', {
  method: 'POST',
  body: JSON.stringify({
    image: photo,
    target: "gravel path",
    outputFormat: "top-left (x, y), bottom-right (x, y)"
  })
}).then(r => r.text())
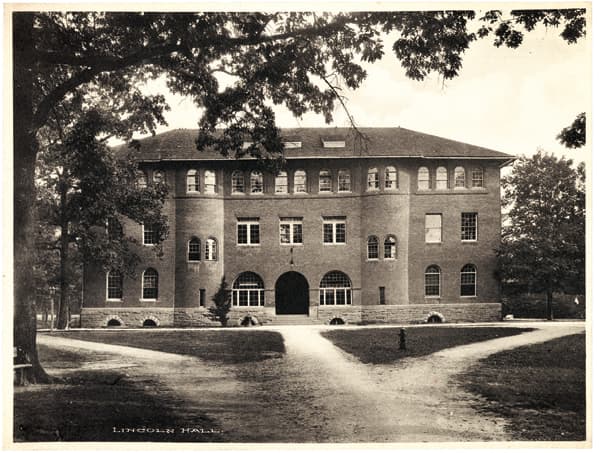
top-left (38, 322), bottom-right (585, 443)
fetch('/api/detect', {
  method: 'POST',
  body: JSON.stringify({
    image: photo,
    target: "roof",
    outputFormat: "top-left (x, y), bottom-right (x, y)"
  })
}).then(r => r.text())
top-left (123, 127), bottom-right (513, 162)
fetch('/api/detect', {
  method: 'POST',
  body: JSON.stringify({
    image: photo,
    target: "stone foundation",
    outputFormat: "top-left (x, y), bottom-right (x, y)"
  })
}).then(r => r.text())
top-left (81, 303), bottom-right (501, 328)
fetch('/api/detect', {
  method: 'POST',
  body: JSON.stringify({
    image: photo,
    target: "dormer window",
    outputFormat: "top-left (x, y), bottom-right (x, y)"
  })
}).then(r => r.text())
top-left (321, 137), bottom-right (346, 148)
top-left (283, 136), bottom-right (302, 149)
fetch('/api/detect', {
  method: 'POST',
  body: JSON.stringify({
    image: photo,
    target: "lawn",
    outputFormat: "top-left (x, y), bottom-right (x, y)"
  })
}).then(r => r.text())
top-left (14, 345), bottom-right (223, 442)
top-left (51, 329), bottom-right (285, 364)
top-left (321, 326), bottom-right (533, 364)
top-left (457, 333), bottom-right (586, 441)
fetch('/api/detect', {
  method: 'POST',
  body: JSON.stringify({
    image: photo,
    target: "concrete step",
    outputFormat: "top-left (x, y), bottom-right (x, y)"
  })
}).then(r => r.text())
top-left (269, 315), bottom-right (322, 325)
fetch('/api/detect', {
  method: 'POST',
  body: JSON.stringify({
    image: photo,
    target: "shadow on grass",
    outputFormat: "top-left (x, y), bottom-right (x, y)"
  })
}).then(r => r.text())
top-left (457, 333), bottom-right (586, 441)
top-left (321, 326), bottom-right (534, 365)
top-left (14, 345), bottom-right (223, 442)
top-left (49, 330), bottom-right (285, 364)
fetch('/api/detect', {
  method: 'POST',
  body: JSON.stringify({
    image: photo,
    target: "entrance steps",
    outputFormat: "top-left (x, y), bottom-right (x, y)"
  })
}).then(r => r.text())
top-left (268, 315), bottom-right (322, 326)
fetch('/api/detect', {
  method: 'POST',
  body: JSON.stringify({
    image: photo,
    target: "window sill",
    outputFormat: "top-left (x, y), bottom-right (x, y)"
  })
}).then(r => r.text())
top-left (460, 295), bottom-right (478, 298)
top-left (106, 299), bottom-right (122, 303)
top-left (231, 192), bottom-right (245, 196)
top-left (237, 243), bottom-right (261, 247)
top-left (250, 192), bottom-right (264, 196)
top-left (461, 240), bottom-right (478, 244)
top-left (383, 258), bottom-right (397, 261)
top-left (280, 243), bottom-right (303, 246)
top-left (323, 242), bottom-right (346, 245)
top-left (319, 304), bottom-right (352, 307)
top-left (140, 299), bottom-right (158, 302)
top-left (366, 258), bottom-right (379, 262)
top-left (188, 260), bottom-right (201, 264)
top-left (425, 296), bottom-right (441, 299)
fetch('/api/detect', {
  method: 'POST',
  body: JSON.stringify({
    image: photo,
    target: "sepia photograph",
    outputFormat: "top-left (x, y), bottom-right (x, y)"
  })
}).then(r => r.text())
top-left (4, 2), bottom-right (591, 448)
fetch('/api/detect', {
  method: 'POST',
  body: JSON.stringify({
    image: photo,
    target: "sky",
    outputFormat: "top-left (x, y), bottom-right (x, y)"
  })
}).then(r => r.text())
top-left (139, 11), bottom-right (591, 164)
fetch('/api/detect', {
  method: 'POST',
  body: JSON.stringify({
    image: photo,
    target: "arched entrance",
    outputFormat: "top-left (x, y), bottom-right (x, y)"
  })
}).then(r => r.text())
top-left (275, 271), bottom-right (309, 315)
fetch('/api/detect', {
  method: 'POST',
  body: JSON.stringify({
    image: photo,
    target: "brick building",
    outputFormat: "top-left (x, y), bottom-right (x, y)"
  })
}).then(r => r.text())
top-left (81, 127), bottom-right (513, 327)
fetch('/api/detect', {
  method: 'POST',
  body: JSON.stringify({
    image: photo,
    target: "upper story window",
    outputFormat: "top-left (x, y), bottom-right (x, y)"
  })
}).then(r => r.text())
top-left (319, 170), bottom-right (332, 192)
top-left (436, 167), bottom-right (448, 190)
top-left (142, 268), bottom-right (159, 300)
top-left (323, 217), bottom-right (346, 244)
top-left (232, 170), bottom-right (245, 194)
top-left (153, 170), bottom-right (164, 185)
top-left (205, 238), bottom-right (217, 261)
top-left (472, 168), bottom-right (484, 188)
top-left (107, 217), bottom-right (122, 241)
top-left (460, 264), bottom-right (477, 296)
top-left (237, 218), bottom-right (260, 245)
top-left (279, 217), bottom-right (303, 245)
top-left (294, 170), bottom-right (307, 193)
top-left (143, 223), bottom-right (159, 245)
top-left (250, 171), bottom-right (263, 194)
top-left (425, 265), bottom-right (441, 297)
top-left (187, 170), bottom-right (199, 192)
top-left (204, 170), bottom-right (216, 193)
top-left (367, 168), bottom-right (379, 191)
top-left (275, 171), bottom-right (288, 194)
top-left (461, 212), bottom-right (478, 241)
top-left (384, 235), bottom-right (397, 259)
top-left (454, 167), bottom-right (466, 189)
top-left (384, 166), bottom-right (398, 189)
top-left (417, 167), bottom-right (430, 190)
top-left (106, 270), bottom-right (123, 300)
top-left (367, 236), bottom-right (379, 260)
top-left (425, 214), bottom-right (442, 243)
top-left (136, 170), bottom-right (148, 189)
top-left (338, 169), bottom-right (351, 192)
top-left (188, 237), bottom-right (201, 261)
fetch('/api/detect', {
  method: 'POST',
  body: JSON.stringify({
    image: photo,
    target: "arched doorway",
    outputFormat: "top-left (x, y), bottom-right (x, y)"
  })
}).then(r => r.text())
top-left (275, 271), bottom-right (309, 315)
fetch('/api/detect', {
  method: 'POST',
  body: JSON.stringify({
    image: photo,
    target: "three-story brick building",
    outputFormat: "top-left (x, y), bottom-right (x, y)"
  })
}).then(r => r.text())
top-left (81, 127), bottom-right (513, 327)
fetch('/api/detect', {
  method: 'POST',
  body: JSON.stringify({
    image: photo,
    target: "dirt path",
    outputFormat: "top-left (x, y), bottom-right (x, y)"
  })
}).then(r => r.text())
top-left (38, 323), bottom-right (584, 443)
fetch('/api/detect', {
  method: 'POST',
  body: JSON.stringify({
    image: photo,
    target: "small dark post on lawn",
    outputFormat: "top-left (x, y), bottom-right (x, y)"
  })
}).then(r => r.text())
top-left (398, 328), bottom-right (406, 351)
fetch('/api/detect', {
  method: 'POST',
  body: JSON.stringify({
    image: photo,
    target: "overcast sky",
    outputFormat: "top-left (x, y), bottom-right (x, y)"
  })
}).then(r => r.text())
top-left (140, 10), bottom-right (590, 164)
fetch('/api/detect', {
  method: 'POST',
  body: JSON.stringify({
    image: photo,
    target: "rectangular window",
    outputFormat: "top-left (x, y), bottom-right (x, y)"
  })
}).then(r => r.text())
top-left (461, 213), bottom-right (478, 241)
top-left (323, 217), bottom-right (346, 244)
top-left (280, 217), bottom-right (303, 245)
top-left (425, 214), bottom-right (442, 243)
top-left (143, 224), bottom-right (159, 245)
top-left (237, 218), bottom-right (260, 245)
top-left (379, 287), bottom-right (386, 305)
top-left (199, 289), bottom-right (206, 307)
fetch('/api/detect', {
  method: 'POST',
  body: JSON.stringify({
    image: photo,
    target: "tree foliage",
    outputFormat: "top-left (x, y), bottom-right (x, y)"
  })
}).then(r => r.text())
top-left (13, 9), bottom-right (586, 382)
top-left (209, 276), bottom-right (232, 327)
top-left (557, 112), bottom-right (586, 149)
top-left (496, 151), bottom-right (585, 318)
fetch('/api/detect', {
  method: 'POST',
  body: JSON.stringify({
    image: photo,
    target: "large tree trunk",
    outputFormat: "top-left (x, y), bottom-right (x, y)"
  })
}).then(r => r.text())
top-left (56, 181), bottom-right (69, 329)
top-left (546, 289), bottom-right (554, 321)
top-left (14, 12), bottom-right (50, 384)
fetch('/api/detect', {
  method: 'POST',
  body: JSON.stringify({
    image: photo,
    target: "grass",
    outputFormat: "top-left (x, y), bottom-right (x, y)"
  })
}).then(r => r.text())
top-left (48, 329), bottom-right (285, 364)
top-left (321, 326), bottom-right (533, 364)
top-left (502, 293), bottom-right (585, 319)
top-left (457, 333), bottom-right (586, 441)
top-left (14, 345), bottom-right (223, 442)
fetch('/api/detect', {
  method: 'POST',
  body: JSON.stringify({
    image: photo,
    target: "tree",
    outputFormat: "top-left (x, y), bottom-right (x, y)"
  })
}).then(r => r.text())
top-left (557, 112), bottom-right (586, 149)
top-left (35, 109), bottom-right (169, 330)
top-left (209, 277), bottom-right (232, 327)
top-left (12, 10), bottom-right (586, 382)
top-left (496, 151), bottom-right (585, 320)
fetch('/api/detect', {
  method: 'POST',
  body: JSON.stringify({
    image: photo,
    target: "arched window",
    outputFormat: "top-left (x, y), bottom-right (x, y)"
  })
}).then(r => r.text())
top-left (385, 166), bottom-right (398, 189)
top-left (187, 169), bottom-right (199, 192)
top-left (204, 170), bottom-right (216, 193)
top-left (136, 170), bottom-right (148, 189)
top-left (250, 171), bottom-right (263, 194)
top-left (472, 168), bottom-right (484, 188)
top-left (367, 236), bottom-right (379, 260)
top-left (460, 264), bottom-right (477, 296)
top-left (320, 271), bottom-right (352, 305)
top-left (319, 170), bottom-right (332, 192)
top-left (425, 265), bottom-right (441, 297)
top-left (232, 272), bottom-right (264, 306)
top-left (232, 170), bottom-right (244, 194)
top-left (384, 235), bottom-right (397, 259)
top-left (417, 167), bottom-right (430, 190)
top-left (106, 270), bottom-right (123, 300)
top-left (367, 168), bottom-right (379, 190)
top-left (188, 237), bottom-right (201, 261)
top-left (275, 171), bottom-right (288, 194)
top-left (153, 170), bottom-right (164, 184)
top-left (338, 169), bottom-right (351, 192)
top-left (436, 167), bottom-right (448, 189)
top-left (294, 170), bottom-right (307, 193)
top-left (205, 238), bottom-right (217, 261)
top-left (142, 268), bottom-right (159, 300)
top-left (107, 217), bottom-right (122, 241)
